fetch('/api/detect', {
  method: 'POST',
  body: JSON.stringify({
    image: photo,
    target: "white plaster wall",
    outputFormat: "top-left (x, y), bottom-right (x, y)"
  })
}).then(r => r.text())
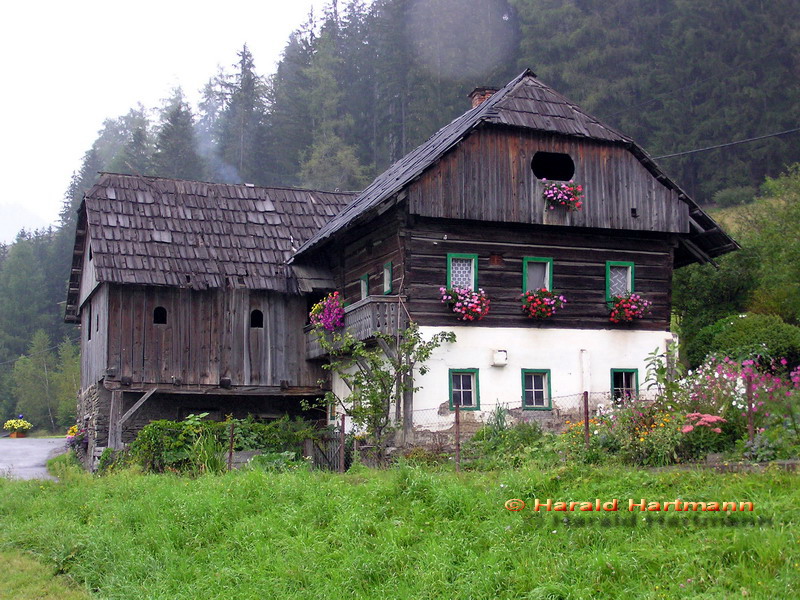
top-left (412, 325), bottom-right (674, 413)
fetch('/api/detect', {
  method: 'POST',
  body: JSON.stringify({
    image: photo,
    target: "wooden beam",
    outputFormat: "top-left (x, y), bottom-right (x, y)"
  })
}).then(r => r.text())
top-left (114, 388), bottom-right (158, 448)
top-left (107, 390), bottom-right (123, 450)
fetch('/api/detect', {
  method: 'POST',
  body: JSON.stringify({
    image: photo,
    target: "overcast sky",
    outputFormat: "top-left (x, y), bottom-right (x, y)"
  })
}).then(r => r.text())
top-left (0, 0), bottom-right (329, 244)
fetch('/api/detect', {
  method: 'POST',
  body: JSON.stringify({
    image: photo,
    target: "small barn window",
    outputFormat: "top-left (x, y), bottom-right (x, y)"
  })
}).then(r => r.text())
top-left (522, 257), bottom-right (553, 292)
top-left (606, 261), bottom-right (634, 301)
top-left (86, 302), bottom-right (92, 341)
top-left (531, 151), bottom-right (575, 181)
top-left (153, 306), bottom-right (167, 325)
top-left (250, 309), bottom-right (264, 328)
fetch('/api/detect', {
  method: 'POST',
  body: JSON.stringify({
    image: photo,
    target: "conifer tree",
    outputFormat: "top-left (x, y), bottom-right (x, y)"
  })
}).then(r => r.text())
top-left (152, 91), bottom-right (206, 180)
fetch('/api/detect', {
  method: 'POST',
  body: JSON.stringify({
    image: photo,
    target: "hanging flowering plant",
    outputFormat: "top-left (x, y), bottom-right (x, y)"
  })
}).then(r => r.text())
top-left (609, 293), bottom-right (652, 323)
top-left (3, 418), bottom-right (32, 433)
top-left (542, 179), bottom-right (583, 211)
top-left (521, 289), bottom-right (567, 319)
top-left (439, 287), bottom-right (490, 321)
top-left (309, 291), bottom-right (345, 331)
top-left (66, 424), bottom-right (88, 452)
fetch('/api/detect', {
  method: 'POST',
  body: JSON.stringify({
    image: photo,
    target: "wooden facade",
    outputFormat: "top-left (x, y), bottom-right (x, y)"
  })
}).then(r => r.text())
top-left (81, 285), bottom-right (321, 391)
top-left (407, 128), bottom-right (688, 234)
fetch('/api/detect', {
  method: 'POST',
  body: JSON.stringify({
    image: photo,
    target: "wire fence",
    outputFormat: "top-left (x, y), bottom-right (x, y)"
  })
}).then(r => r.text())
top-left (310, 390), bottom-right (659, 471)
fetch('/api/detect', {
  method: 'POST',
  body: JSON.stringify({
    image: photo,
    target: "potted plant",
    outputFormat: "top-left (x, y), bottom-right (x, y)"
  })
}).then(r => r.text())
top-left (309, 291), bottom-right (345, 331)
top-left (542, 179), bottom-right (584, 211)
top-left (521, 289), bottom-right (567, 319)
top-left (4, 418), bottom-right (33, 438)
top-left (439, 287), bottom-right (491, 321)
top-left (609, 293), bottom-right (652, 323)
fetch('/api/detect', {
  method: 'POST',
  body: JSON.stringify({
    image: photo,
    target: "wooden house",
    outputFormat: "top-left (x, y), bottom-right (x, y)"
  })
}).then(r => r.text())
top-left (68, 69), bottom-right (738, 458)
top-left (66, 173), bottom-right (353, 461)
top-left (290, 69), bottom-right (738, 438)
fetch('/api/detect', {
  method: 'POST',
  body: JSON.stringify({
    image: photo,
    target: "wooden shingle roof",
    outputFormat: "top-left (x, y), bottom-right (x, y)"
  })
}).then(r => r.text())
top-left (293, 69), bottom-right (738, 264)
top-left (65, 173), bottom-right (354, 321)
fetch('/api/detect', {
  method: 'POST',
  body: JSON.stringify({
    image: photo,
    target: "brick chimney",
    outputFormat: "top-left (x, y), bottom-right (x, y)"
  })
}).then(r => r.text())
top-left (469, 87), bottom-right (499, 108)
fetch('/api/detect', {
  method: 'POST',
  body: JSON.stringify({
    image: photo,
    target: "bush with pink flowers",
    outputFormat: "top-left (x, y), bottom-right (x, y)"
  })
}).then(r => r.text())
top-left (309, 291), bottom-right (345, 331)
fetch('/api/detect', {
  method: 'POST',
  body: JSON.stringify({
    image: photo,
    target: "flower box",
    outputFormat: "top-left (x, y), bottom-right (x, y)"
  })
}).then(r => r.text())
top-left (542, 180), bottom-right (584, 211)
top-left (609, 293), bottom-right (652, 323)
top-left (439, 287), bottom-right (490, 321)
top-left (521, 289), bottom-right (567, 319)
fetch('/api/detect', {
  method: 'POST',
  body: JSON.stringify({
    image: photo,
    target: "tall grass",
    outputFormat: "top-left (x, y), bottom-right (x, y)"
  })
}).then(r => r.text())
top-left (0, 456), bottom-right (798, 599)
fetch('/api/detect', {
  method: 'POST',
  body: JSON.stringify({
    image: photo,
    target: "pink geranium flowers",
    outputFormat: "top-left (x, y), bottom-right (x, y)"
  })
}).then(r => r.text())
top-left (609, 293), bottom-right (652, 323)
top-left (521, 288), bottom-right (567, 319)
top-left (439, 287), bottom-right (490, 321)
top-left (542, 179), bottom-right (584, 211)
top-left (309, 291), bottom-right (345, 331)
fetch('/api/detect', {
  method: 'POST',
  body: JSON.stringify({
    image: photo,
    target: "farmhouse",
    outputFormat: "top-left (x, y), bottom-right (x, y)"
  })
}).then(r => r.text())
top-left (67, 69), bottom-right (737, 461)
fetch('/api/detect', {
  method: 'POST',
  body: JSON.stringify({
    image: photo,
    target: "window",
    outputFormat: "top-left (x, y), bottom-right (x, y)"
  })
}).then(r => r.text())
top-left (360, 274), bottom-right (369, 300)
top-left (531, 151), bottom-right (575, 181)
top-left (522, 369), bottom-right (551, 410)
top-left (153, 306), bottom-right (167, 325)
top-left (606, 261), bottom-right (634, 301)
top-left (86, 301), bottom-right (92, 341)
top-left (447, 253), bottom-right (478, 290)
top-left (383, 262), bottom-right (393, 295)
top-left (250, 309), bottom-right (264, 328)
top-left (611, 369), bottom-right (638, 402)
top-left (449, 369), bottom-right (480, 410)
top-left (522, 257), bottom-right (553, 292)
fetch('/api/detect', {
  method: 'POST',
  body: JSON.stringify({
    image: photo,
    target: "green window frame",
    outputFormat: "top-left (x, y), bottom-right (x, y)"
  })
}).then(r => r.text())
top-left (447, 253), bottom-right (478, 290)
top-left (449, 368), bottom-right (480, 411)
top-left (359, 274), bottom-right (369, 300)
top-left (522, 257), bottom-right (554, 293)
top-left (383, 261), bottom-right (393, 295)
top-left (521, 369), bottom-right (552, 410)
top-left (610, 369), bottom-right (639, 402)
top-left (605, 261), bottom-right (635, 301)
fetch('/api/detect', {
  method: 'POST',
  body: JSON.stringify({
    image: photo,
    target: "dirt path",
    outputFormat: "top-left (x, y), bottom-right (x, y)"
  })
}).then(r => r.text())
top-left (0, 437), bottom-right (65, 480)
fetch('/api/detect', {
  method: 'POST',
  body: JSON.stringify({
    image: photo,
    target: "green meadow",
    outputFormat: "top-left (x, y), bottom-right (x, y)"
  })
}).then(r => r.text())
top-left (0, 455), bottom-right (798, 599)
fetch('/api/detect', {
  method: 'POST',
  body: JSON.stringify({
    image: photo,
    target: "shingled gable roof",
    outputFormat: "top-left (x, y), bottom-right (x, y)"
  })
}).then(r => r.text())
top-left (65, 173), bottom-right (355, 322)
top-left (292, 69), bottom-right (738, 265)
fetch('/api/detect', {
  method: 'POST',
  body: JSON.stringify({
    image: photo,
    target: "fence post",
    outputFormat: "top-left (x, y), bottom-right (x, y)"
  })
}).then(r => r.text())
top-left (339, 413), bottom-right (346, 473)
top-left (227, 421), bottom-right (235, 471)
top-left (583, 391), bottom-right (590, 450)
top-left (454, 400), bottom-right (461, 472)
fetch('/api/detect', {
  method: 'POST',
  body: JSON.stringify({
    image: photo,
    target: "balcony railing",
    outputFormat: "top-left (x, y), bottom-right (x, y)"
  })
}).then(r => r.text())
top-left (305, 295), bottom-right (408, 359)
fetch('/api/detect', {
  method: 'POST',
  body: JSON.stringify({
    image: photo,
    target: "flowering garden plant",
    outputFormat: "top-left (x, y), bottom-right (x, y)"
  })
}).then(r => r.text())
top-left (309, 291), bottom-right (345, 331)
top-left (542, 179), bottom-right (583, 211)
top-left (609, 293), bottom-right (652, 323)
top-left (3, 418), bottom-right (32, 433)
top-left (66, 424), bottom-right (88, 452)
top-left (521, 289), bottom-right (567, 319)
top-left (439, 287), bottom-right (490, 321)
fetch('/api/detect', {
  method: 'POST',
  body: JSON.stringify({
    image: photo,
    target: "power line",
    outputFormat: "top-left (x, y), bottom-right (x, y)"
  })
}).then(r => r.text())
top-left (0, 338), bottom-right (80, 366)
top-left (653, 127), bottom-right (800, 159)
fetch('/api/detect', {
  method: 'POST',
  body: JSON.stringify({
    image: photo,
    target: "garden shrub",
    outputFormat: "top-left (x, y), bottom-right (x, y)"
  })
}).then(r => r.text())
top-left (691, 313), bottom-right (800, 367)
top-left (129, 413), bottom-right (318, 474)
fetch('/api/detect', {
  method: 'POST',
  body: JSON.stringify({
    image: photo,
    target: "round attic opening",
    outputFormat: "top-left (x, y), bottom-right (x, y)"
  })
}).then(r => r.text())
top-left (531, 151), bottom-right (575, 181)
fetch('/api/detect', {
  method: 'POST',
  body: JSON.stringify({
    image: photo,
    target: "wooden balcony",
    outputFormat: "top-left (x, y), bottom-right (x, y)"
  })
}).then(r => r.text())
top-left (305, 295), bottom-right (408, 359)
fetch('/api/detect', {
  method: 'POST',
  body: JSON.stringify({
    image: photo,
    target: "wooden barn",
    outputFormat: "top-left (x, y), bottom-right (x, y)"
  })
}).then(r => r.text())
top-left (67, 69), bottom-right (738, 458)
top-left (65, 174), bottom-right (353, 462)
top-left (290, 69), bottom-right (738, 437)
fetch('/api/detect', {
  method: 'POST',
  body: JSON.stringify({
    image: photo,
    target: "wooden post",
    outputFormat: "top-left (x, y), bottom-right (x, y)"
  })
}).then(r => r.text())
top-left (227, 421), bottom-right (235, 471)
top-left (107, 390), bottom-right (123, 449)
top-left (339, 413), bottom-right (346, 473)
top-left (583, 391), bottom-right (590, 450)
top-left (454, 400), bottom-right (461, 473)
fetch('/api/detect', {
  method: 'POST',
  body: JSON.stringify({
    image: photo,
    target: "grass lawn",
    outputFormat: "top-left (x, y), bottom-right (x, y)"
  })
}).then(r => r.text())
top-left (0, 550), bottom-right (91, 599)
top-left (0, 456), bottom-right (798, 599)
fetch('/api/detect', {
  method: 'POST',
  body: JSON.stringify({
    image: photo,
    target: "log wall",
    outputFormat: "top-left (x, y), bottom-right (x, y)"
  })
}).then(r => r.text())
top-left (404, 217), bottom-right (674, 331)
